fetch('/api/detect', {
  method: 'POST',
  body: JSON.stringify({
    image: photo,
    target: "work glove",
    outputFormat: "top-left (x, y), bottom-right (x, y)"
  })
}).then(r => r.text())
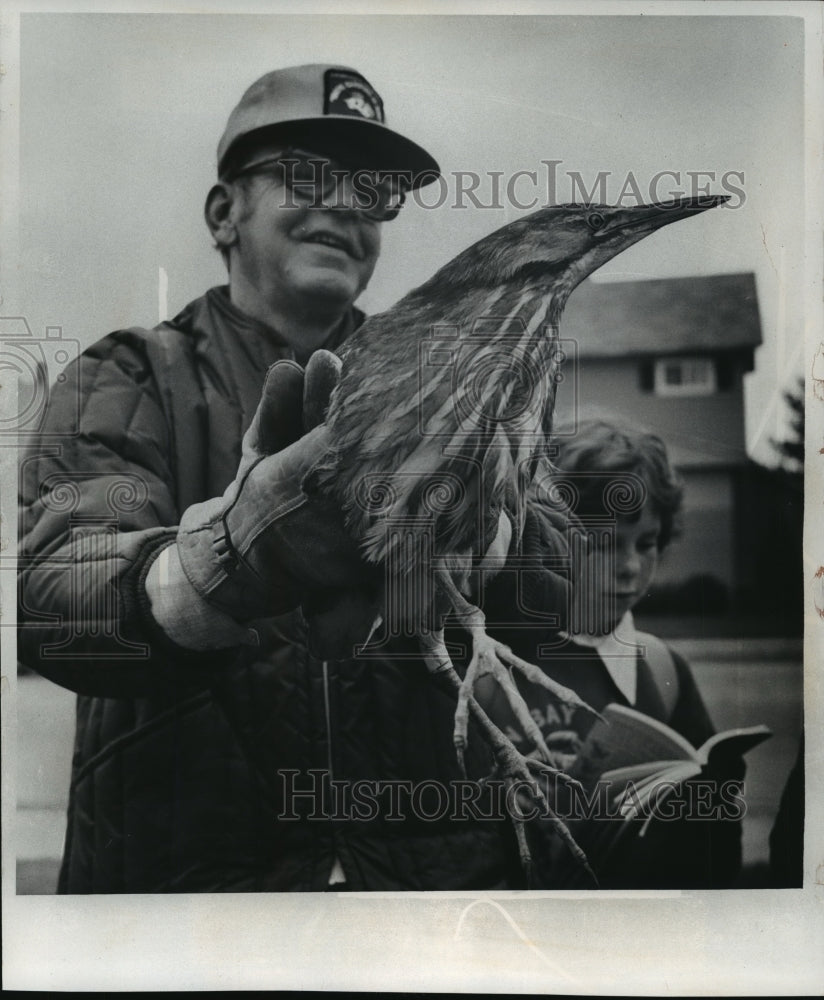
top-left (174, 350), bottom-right (381, 658)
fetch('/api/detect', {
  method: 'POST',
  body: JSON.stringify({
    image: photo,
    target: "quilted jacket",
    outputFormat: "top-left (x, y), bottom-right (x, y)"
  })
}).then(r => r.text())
top-left (18, 287), bottom-right (522, 893)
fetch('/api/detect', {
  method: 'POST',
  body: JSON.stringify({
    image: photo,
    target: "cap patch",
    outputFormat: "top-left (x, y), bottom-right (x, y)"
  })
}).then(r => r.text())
top-left (324, 69), bottom-right (385, 123)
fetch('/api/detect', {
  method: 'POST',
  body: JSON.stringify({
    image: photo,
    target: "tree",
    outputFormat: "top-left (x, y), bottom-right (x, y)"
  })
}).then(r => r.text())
top-left (770, 376), bottom-right (804, 475)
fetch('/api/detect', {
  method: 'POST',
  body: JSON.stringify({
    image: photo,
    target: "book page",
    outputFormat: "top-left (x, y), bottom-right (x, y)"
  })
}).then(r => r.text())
top-left (572, 703), bottom-right (699, 785)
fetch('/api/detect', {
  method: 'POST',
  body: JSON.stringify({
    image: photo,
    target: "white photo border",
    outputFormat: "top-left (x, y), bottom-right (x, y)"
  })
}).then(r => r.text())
top-left (2, 1), bottom-right (822, 994)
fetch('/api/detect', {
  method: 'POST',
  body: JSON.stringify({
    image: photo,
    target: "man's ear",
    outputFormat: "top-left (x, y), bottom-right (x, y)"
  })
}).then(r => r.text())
top-left (204, 182), bottom-right (239, 251)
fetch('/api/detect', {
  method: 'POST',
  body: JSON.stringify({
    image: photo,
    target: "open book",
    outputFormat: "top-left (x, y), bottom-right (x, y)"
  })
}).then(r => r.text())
top-left (540, 703), bottom-right (772, 888)
top-left (569, 702), bottom-right (772, 812)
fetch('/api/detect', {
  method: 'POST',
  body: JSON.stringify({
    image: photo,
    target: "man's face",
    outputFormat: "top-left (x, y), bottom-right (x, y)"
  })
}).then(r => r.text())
top-left (228, 144), bottom-right (383, 315)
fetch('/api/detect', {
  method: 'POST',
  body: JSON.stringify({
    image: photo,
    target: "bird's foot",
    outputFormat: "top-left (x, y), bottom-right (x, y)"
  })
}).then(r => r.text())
top-left (454, 621), bottom-right (602, 774)
top-left (419, 621), bottom-right (597, 885)
top-left (478, 724), bottom-right (598, 888)
top-left (448, 616), bottom-right (600, 886)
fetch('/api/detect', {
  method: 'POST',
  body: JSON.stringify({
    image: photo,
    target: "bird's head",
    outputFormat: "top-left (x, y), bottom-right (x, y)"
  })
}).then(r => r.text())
top-left (435, 195), bottom-right (729, 303)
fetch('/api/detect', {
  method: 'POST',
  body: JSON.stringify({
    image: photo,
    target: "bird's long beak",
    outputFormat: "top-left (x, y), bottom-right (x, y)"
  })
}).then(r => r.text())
top-left (567, 194), bottom-right (730, 288)
top-left (598, 195), bottom-right (730, 239)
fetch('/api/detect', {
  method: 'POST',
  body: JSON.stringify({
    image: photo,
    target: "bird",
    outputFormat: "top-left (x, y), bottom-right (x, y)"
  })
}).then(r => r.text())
top-left (306, 195), bottom-right (728, 881)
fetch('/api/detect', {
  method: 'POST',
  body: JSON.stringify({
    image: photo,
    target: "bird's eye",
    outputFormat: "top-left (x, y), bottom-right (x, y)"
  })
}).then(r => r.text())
top-left (587, 212), bottom-right (606, 231)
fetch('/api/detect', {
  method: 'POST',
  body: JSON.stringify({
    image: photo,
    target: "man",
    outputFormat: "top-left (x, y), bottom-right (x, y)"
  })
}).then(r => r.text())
top-left (18, 65), bottom-right (524, 892)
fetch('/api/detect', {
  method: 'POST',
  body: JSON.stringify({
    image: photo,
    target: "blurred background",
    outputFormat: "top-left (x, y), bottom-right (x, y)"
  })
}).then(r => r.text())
top-left (9, 10), bottom-right (805, 892)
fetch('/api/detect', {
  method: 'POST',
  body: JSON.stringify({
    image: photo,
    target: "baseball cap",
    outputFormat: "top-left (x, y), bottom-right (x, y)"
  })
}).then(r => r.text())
top-left (217, 64), bottom-right (440, 187)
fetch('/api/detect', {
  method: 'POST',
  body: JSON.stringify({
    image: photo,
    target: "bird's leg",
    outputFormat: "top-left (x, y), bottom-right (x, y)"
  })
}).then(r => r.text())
top-left (418, 628), bottom-right (596, 886)
top-left (434, 567), bottom-right (601, 766)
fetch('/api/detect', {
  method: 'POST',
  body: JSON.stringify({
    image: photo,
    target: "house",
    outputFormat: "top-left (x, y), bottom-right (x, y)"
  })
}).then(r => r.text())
top-left (555, 272), bottom-right (763, 606)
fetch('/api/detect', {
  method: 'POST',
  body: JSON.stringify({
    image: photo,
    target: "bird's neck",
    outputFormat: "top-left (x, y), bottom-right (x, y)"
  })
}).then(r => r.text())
top-left (479, 279), bottom-right (562, 351)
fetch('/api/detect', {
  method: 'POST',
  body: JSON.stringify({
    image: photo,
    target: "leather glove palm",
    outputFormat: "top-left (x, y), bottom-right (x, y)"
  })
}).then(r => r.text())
top-left (175, 351), bottom-right (380, 657)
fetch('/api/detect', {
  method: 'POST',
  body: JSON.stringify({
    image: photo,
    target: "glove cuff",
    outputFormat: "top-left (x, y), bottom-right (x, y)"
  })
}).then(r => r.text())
top-left (145, 541), bottom-right (258, 649)
top-left (176, 501), bottom-right (264, 621)
top-left (176, 488), bottom-right (305, 622)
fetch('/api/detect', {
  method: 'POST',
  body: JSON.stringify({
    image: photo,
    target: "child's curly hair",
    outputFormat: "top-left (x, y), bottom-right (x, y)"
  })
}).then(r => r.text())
top-left (551, 416), bottom-right (685, 551)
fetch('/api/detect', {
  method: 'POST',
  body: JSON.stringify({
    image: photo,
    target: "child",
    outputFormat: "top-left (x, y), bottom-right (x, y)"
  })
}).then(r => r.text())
top-left (485, 416), bottom-right (744, 888)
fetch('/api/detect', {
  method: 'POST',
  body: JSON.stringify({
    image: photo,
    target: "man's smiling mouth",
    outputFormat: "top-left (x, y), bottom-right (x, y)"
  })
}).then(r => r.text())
top-left (302, 231), bottom-right (358, 258)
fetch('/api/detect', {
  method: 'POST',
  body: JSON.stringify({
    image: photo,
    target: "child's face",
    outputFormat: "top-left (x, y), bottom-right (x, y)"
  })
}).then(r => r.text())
top-left (575, 502), bottom-right (662, 634)
top-left (609, 504), bottom-right (661, 624)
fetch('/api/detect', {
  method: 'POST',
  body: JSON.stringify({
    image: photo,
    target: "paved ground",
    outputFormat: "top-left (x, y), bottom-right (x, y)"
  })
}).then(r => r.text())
top-left (15, 675), bottom-right (75, 894)
top-left (15, 638), bottom-right (804, 893)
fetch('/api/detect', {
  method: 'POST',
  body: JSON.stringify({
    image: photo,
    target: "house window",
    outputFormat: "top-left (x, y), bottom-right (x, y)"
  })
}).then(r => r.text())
top-left (653, 356), bottom-right (717, 396)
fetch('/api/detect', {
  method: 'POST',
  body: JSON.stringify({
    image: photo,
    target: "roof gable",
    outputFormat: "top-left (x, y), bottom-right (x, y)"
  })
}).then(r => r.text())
top-left (562, 272), bottom-right (762, 357)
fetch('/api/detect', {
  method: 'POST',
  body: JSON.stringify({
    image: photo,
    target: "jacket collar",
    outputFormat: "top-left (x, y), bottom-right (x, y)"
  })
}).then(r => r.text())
top-left (205, 285), bottom-right (363, 363)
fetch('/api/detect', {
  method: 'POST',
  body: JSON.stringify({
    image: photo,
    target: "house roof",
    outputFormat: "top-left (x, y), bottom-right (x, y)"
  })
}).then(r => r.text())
top-left (562, 272), bottom-right (762, 358)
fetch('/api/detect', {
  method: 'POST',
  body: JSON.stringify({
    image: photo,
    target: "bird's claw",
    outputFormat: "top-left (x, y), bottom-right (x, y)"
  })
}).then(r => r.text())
top-left (524, 755), bottom-right (585, 796)
top-left (501, 768), bottom-right (598, 889)
top-left (501, 648), bottom-right (606, 725)
top-left (454, 739), bottom-right (467, 780)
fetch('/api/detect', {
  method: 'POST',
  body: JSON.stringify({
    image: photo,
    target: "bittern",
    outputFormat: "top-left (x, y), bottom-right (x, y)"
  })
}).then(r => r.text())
top-left (307, 196), bottom-right (727, 879)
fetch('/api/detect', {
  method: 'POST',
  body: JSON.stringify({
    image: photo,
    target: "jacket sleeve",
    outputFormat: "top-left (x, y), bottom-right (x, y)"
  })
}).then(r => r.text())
top-left (668, 649), bottom-right (717, 747)
top-left (18, 330), bottom-right (231, 697)
top-left (670, 649), bottom-right (744, 887)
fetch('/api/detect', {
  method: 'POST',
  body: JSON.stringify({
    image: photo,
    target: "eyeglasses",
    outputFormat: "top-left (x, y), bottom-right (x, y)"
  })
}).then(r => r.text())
top-left (229, 148), bottom-right (409, 222)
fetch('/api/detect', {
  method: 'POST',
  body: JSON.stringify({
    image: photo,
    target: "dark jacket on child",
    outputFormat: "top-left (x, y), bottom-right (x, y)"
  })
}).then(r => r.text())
top-left (484, 617), bottom-right (744, 889)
